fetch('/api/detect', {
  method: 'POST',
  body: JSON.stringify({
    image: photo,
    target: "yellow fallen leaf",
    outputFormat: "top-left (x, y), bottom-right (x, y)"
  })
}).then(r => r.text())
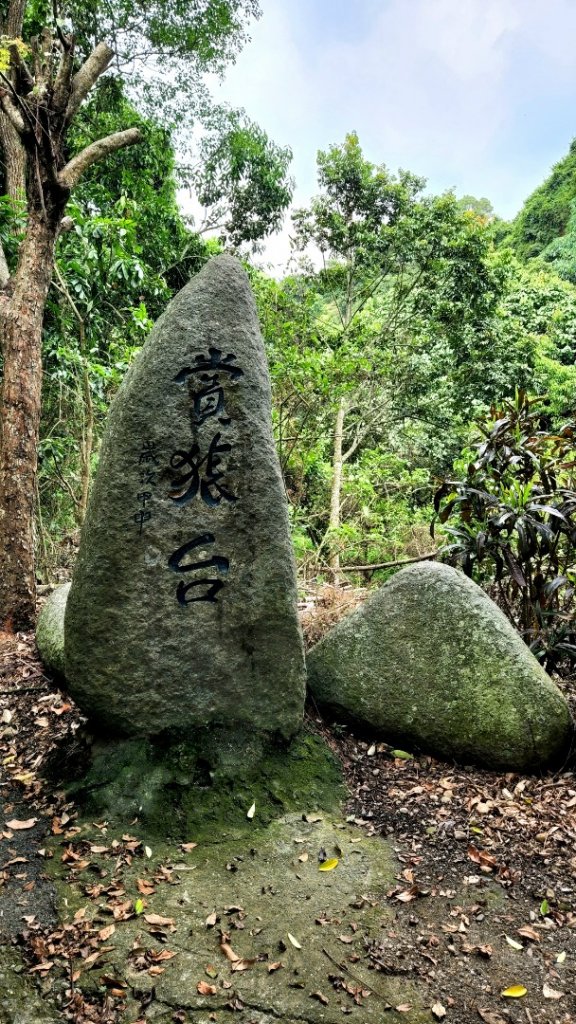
top-left (318, 858), bottom-right (338, 872)
top-left (501, 985), bottom-right (527, 998)
top-left (287, 933), bottom-right (302, 949)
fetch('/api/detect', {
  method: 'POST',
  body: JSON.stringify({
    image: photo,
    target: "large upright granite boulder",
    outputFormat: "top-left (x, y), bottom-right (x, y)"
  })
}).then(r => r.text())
top-left (65, 255), bottom-right (305, 738)
top-left (307, 562), bottom-right (573, 770)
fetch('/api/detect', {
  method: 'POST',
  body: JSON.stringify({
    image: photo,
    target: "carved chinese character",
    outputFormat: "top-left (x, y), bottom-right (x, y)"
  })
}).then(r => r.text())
top-left (174, 348), bottom-right (243, 383)
top-left (168, 533), bottom-right (229, 605)
top-left (133, 509), bottom-right (151, 534)
top-left (174, 348), bottom-right (243, 427)
top-left (138, 440), bottom-right (159, 465)
top-left (168, 432), bottom-right (236, 507)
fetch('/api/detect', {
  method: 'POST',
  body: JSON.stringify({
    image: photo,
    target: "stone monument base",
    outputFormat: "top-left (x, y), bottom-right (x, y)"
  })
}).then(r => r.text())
top-left (48, 726), bottom-right (344, 839)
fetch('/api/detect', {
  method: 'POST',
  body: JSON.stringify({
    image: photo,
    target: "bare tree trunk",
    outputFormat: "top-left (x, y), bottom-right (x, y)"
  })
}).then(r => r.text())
top-left (0, 113), bottom-right (26, 201)
top-left (0, 15), bottom-right (141, 631)
top-left (0, 0), bottom-right (26, 204)
top-left (0, 214), bottom-right (59, 629)
top-left (79, 356), bottom-right (94, 523)
top-left (328, 396), bottom-right (346, 584)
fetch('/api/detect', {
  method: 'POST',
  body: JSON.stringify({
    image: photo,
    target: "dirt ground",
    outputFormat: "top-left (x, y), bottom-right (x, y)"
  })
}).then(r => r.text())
top-left (1, 626), bottom-right (576, 1024)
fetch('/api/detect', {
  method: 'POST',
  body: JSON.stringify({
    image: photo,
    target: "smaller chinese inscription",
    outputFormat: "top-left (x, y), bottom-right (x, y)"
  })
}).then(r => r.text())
top-left (133, 440), bottom-right (158, 533)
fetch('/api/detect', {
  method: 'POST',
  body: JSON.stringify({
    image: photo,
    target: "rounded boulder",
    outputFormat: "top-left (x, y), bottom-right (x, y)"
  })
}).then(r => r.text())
top-left (306, 562), bottom-right (573, 770)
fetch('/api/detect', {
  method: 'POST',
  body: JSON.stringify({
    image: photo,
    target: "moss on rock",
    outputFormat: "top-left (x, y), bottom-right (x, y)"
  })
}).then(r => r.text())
top-left (0, 946), bottom-right (58, 1024)
top-left (59, 726), bottom-right (345, 840)
top-left (35, 583), bottom-right (70, 679)
top-left (307, 562), bottom-right (573, 771)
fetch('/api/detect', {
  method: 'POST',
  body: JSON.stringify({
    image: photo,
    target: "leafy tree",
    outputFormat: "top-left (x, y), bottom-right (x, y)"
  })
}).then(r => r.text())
top-left (456, 194), bottom-right (495, 220)
top-left (0, 0), bottom-right (262, 630)
top-left (500, 262), bottom-right (576, 416)
top-left (289, 134), bottom-right (522, 579)
top-left (191, 113), bottom-right (293, 248)
top-left (508, 138), bottom-right (576, 260)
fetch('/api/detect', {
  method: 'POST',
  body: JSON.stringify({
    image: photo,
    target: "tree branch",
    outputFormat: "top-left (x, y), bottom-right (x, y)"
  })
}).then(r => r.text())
top-left (0, 90), bottom-right (25, 134)
top-left (8, 42), bottom-right (34, 92)
top-left (339, 552), bottom-right (438, 573)
top-left (65, 41), bottom-right (114, 123)
top-left (58, 127), bottom-right (142, 189)
top-left (52, 38), bottom-right (76, 113)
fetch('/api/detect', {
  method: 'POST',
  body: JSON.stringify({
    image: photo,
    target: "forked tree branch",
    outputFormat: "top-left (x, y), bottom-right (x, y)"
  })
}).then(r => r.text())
top-left (58, 127), bottom-right (142, 188)
top-left (0, 91), bottom-right (25, 134)
top-left (52, 40), bottom-right (75, 113)
top-left (65, 41), bottom-right (114, 123)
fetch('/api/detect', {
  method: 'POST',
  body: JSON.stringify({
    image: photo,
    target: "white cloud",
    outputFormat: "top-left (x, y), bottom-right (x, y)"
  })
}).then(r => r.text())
top-left (201, 0), bottom-right (576, 268)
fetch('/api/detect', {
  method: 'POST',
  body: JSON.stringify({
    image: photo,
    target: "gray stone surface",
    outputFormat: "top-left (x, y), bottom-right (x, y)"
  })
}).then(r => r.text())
top-left (307, 561), bottom-right (573, 770)
top-left (35, 582), bottom-right (70, 678)
top-left (0, 947), bottom-right (58, 1024)
top-left (65, 255), bottom-right (305, 738)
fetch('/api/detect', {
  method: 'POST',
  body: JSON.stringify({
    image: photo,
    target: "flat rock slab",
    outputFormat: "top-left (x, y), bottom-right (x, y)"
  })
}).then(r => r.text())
top-left (0, 946), bottom-right (58, 1024)
top-left (64, 255), bottom-right (305, 738)
top-left (51, 814), bottom-right (427, 1024)
top-left (307, 562), bottom-right (573, 770)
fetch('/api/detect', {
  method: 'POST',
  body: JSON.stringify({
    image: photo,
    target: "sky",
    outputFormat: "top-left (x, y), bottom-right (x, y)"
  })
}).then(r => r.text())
top-left (201, 0), bottom-right (576, 268)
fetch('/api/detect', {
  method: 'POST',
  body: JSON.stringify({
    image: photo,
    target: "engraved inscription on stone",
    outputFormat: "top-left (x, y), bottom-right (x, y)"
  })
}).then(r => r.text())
top-left (65, 255), bottom-right (306, 739)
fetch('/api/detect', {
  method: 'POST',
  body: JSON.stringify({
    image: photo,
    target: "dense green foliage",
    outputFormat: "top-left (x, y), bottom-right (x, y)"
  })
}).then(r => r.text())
top-left (5, 0), bottom-right (575, 628)
top-left (433, 393), bottom-right (576, 669)
top-left (508, 139), bottom-right (576, 260)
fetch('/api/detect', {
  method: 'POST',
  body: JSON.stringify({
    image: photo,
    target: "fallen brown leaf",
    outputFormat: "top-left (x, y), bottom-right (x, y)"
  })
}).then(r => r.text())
top-left (197, 981), bottom-right (217, 996)
top-left (143, 913), bottom-right (175, 927)
top-left (231, 957), bottom-right (256, 972)
top-left (310, 991), bottom-right (328, 1006)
